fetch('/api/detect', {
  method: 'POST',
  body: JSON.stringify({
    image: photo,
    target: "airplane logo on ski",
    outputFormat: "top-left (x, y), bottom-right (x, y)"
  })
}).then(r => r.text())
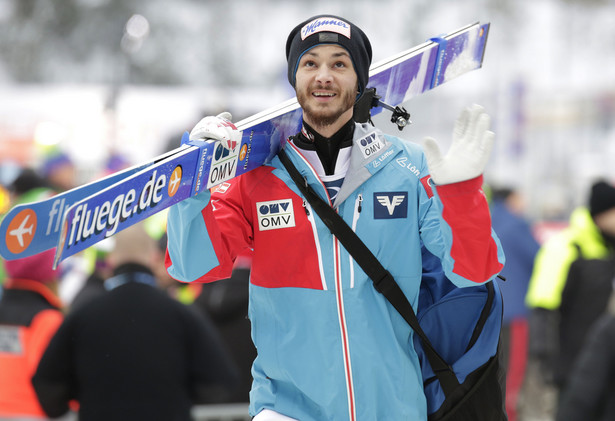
top-left (5, 209), bottom-right (37, 254)
top-left (168, 166), bottom-right (182, 197)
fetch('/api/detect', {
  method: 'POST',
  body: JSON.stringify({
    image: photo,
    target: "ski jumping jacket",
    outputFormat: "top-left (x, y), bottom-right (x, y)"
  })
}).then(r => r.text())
top-left (165, 122), bottom-right (505, 421)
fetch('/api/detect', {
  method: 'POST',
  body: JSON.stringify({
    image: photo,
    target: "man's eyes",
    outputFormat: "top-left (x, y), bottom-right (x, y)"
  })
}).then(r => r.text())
top-left (301, 59), bottom-right (350, 69)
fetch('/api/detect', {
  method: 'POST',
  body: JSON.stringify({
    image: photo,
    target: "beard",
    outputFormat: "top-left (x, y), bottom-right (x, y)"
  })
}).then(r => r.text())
top-left (296, 84), bottom-right (356, 128)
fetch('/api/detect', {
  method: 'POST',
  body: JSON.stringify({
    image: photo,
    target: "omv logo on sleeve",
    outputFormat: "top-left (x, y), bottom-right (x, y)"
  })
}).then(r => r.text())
top-left (256, 199), bottom-right (295, 231)
top-left (374, 192), bottom-right (408, 219)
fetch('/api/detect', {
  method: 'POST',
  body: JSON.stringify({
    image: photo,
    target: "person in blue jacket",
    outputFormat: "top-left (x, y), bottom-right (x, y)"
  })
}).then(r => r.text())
top-left (165, 14), bottom-right (504, 421)
top-left (489, 186), bottom-right (540, 421)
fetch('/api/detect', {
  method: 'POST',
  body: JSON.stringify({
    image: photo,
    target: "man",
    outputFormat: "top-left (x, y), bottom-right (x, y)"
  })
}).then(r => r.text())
top-left (556, 309), bottom-right (615, 421)
top-left (0, 249), bottom-right (63, 419)
top-left (522, 180), bottom-right (615, 419)
top-left (165, 15), bottom-right (504, 421)
top-left (32, 222), bottom-right (239, 421)
top-left (489, 186), bottom-right (540, 421)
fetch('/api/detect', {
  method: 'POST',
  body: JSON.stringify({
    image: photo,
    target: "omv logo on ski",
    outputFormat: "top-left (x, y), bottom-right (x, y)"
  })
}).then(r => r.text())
top-left (5, 209), bottom-right (37, 254)
top-left (256, 199), bottom-right (295, 231)
top-left (358, 132), bottom-right (385, 159)
top-left (207, 142), bottom-right (240, 189)
top-left (65, 165), bottom-right (183, 247)
top-left (374, 192), bottom-right (408, 219)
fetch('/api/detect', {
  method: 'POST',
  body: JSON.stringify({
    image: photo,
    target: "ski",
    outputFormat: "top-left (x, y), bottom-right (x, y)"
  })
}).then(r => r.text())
top-left (0, 22), bottom-right (490, 265)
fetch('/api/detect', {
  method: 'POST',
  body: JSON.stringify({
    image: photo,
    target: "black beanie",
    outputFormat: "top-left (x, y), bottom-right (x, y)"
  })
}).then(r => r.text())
top-left (589, 180), bottom-right (615, 217)
top-left (286, 15), bottom-right (372, 97)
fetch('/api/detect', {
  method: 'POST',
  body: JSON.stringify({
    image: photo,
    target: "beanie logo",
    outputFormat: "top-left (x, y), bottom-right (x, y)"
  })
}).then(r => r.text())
top-left (301, 17), bottom-right (351, 40)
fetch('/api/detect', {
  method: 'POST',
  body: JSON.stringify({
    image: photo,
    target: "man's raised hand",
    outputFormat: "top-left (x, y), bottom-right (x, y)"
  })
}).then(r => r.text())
top-left (422, 104), bottom-right (494, 185)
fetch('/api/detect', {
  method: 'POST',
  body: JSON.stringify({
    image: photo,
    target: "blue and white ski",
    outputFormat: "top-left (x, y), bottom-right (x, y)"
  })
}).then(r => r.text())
top-left (0, 22), bottom-right (490, 265)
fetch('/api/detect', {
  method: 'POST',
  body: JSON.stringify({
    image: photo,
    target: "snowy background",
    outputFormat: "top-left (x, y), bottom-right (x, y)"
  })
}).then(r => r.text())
top-left (1, 0), bottom-right (614, 221)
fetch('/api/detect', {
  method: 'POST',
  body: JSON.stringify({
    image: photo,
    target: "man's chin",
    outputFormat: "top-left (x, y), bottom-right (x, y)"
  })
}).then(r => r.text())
top-left (303, 103), bottom-right (351, 126)
top-left (304, 111), bottom-right (343, 128)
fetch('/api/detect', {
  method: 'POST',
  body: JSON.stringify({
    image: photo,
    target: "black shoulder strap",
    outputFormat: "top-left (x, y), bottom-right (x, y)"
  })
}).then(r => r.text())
top-left (278, 148), bottom-right (460, 394)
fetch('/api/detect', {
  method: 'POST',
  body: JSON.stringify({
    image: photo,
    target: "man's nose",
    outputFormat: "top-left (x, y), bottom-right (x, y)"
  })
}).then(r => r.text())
top-left (315, 65), bottom-right (333, 84)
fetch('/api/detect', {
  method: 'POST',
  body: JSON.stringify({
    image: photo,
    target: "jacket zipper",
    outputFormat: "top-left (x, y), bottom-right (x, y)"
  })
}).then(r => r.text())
top-left (349, 193), bottom-right (363, 289)
top-left (303, 200), bottom-right (327, 291)
top-left (293, 154), bottom-right (356, 420)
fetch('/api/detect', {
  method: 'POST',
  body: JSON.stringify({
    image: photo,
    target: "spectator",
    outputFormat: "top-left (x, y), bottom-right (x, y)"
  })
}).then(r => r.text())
top-left (67, 242), bottom-right (113, 312)
top-left (2, 167), bottom-right (54, 301)
top-left (556, 299), bottom-right (615, 421)
top-left (0, 249), bottom-right (63, 419)
top-left (8, 167), bottom-right (53, 202)
top-left (40, 150), bottom-right (76, 193)
top-left (32, 222), bottom-right (239, 421)
top-left (489, 186), bottom-right (540, 421)
top-left (523, 179), bottom-right (615, 418)
top-left (192, 253), bottom-right (256, 404)
top-left (153, 232), bottom-right (203, 304)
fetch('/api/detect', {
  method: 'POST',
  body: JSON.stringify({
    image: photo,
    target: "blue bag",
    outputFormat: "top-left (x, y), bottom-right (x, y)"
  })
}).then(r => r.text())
top-left (416, 247), bottom-right (507, 420)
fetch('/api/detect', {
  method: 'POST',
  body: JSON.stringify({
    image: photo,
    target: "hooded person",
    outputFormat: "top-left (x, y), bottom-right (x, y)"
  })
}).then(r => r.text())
top-left (0, 249), bottom-right (64, 419)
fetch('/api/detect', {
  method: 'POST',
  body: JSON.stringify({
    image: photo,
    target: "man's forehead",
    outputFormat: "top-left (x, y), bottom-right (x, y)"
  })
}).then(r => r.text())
top-left (303, 44), bottom-right (351, 58)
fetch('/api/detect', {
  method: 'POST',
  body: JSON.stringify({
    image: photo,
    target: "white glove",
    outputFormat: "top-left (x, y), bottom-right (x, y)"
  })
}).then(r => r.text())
top-left (189, 111), bottom-right (242, 151)
top-left (422, 104), bottom-right (494, 185)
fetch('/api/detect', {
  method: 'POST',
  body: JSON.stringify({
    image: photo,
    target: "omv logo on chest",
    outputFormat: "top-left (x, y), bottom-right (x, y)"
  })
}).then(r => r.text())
top-left (256, 199), bottom-right (296, 231)
top-left (374, 192), bottom-right (408, 219)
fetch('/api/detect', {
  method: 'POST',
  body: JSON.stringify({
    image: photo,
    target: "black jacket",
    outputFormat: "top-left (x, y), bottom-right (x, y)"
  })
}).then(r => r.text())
top-left (556, 313), bottom-right (615, 421)
top-left (32, 264), bottom-right (239, 421)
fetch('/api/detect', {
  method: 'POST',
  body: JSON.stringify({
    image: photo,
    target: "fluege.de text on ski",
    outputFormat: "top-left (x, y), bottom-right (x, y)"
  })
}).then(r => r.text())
top-left (66, 170), bottom-right (168, 246)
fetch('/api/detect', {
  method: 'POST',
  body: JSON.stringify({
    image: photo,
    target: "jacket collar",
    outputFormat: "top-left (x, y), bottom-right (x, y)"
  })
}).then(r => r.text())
top-left (4, 278), bottom-right (63, 309)
top-left (284, 122), bottom-right (401, 207)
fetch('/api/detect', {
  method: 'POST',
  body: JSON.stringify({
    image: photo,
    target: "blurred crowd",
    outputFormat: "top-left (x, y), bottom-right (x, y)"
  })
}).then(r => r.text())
top-left (488, 179), bottom-right (615, 421)
top-left (0, 151), bottom-right (254, 420)
top-left (2, 148), bottom-right (615, 421)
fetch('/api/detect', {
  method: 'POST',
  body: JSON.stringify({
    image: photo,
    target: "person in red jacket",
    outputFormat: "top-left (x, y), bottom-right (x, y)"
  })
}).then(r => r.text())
top-left (0, 248), bottom-right (63, 418)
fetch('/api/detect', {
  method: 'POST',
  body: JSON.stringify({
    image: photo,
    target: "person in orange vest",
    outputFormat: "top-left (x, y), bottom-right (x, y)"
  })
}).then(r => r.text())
top-left (0, 248), bottom-right (63, 418)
